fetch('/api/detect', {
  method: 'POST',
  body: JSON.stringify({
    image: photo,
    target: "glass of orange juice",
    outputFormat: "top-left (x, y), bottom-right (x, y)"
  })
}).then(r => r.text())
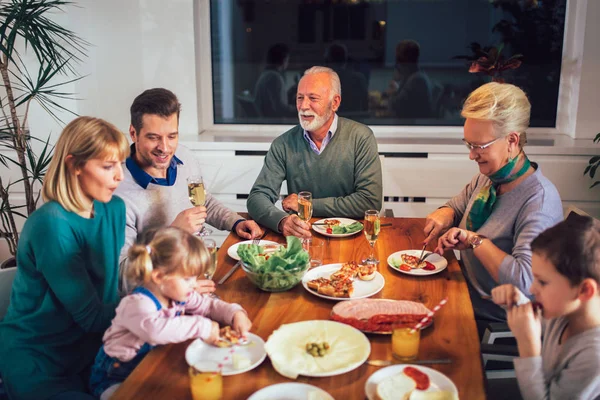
top-left (189, 361), bottom-right (223, 400)
top-left (392, 326), bottom-right (420, 361)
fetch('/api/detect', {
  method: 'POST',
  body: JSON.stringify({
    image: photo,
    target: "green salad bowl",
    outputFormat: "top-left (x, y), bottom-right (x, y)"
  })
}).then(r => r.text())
top-left (240, 260), bottom-right (309, 292)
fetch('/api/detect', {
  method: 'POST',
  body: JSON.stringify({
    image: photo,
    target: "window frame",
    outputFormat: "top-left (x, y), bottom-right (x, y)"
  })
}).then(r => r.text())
top-left (193, 0), bottom-right (586, 139)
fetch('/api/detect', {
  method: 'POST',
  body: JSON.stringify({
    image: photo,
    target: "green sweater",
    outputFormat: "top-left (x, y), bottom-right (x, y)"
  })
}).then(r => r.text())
top-left (0, 197), bottom-right (125, 400)
top-left (247, 117), bottom-right (383, 232)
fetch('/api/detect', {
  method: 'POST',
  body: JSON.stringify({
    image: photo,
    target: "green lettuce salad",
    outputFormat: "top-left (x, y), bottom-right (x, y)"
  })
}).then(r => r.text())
top-left (237, 236), bottom-right (309, 291)
top-left (331, 221), bottom-right (363, 234)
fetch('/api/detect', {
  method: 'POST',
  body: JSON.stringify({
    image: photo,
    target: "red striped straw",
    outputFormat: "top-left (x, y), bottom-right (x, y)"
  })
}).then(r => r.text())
top-left (411, 297), bottom-right (448, 333)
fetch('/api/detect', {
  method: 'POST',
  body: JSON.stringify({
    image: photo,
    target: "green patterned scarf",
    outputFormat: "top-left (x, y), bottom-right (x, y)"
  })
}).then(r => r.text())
top-left (466, 152), bottom-right (531, 231)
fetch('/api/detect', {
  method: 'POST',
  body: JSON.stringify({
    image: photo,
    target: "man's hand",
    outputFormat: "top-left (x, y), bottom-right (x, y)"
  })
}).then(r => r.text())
top-left (423, 207), bottom-right (455, 246)
top-left (235, 220), bottom-right (263, 240)
top-left (195, 279), bottom-right (216, 295)
top-left (281, 194), bottom-right (299, 213)
top-left (278, 215), bottom-right (311, 239)
top-left (232, 311), bottom-right (252, 338)
top-left (171, 206), bottom-right (207, 234)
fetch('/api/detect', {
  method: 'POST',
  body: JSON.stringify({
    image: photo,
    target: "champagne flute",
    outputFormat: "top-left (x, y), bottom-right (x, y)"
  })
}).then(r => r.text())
top-left (202, 238), bottom-right (217, 280)
top-left (297, 191), bottom-right (313, 244)
top-left (187, 175), bottom-right (213, 236)
top-left (364, 209), bottom-right (381, 262)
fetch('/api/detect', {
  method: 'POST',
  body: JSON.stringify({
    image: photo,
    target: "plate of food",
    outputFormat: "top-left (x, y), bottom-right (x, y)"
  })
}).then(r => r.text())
top-left (185, 328), bottom-right (266, 376)
top-left (227, 240), bottom-right (280, 261)
top-left (247, 383), bottom-right (334, 400)
top-left (264, 320), bottom-right (371, 379)
top-left (302, 262), bottom-right (384, 300)
top-left (365, 364), bottom-right (458, 400)
top-left (330, 299), bottom-right (433, 334)
top-left (312, 218), bottom-right (364, 238)
top-left (387, 250), bottom-right (448, 276)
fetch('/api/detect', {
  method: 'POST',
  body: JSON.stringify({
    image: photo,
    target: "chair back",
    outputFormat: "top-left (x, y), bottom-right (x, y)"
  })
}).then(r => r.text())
top-left (0, 267), bottom-right (16, 321)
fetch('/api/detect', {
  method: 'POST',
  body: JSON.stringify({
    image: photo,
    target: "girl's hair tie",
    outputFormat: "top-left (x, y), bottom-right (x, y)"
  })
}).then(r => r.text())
top-left (146, 245), bottom-right (152, 255)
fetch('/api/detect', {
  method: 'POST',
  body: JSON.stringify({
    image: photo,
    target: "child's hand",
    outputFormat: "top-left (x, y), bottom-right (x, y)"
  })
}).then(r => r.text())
top-left (507, 302), bottom-right (542, 358)
top-left (203, 321), bottom-right (221, 345)
top-left (232, 311), bottom-right (252, 338)
top-left (491, 284), bottom-right (522, 308)
top-left (196, 279), bottom-right (216, 295)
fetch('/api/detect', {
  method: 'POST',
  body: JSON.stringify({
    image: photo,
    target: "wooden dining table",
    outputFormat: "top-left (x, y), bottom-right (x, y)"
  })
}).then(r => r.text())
top-left (112, 217), bottom-right (486, 400)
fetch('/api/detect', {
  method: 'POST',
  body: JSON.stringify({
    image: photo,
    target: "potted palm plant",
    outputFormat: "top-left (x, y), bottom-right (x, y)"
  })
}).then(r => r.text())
top-left (0, 0), bottom-right (87, 268)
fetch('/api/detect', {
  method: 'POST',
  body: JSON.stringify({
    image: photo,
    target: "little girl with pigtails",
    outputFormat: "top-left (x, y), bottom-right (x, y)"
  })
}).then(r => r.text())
top-left (89, 226), bottom-right (252, 399)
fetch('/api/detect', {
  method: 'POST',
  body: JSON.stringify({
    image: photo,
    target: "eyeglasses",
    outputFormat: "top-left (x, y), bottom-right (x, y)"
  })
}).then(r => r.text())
top-left (462, 137), bottom-right (503, 152)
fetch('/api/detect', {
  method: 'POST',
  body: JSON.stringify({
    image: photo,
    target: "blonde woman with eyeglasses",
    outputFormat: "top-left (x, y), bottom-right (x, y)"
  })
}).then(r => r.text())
top-left (423, 82), bottom-right (563, 323)
top-left (0, 117), bottom-right (129, 400)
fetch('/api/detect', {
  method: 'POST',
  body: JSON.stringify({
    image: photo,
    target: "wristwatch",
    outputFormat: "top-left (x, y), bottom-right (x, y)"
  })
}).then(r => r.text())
top-left (469, 234), bottom-right (487, 249)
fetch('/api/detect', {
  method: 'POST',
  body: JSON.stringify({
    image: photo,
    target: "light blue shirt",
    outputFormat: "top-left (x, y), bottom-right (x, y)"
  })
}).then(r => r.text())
top-left (302, 114), bottom-right (338, 155)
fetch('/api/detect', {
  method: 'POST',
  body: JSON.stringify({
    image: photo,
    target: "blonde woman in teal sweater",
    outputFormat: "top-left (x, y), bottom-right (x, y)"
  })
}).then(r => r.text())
top-left (0, 117), bottom-right (129, 400)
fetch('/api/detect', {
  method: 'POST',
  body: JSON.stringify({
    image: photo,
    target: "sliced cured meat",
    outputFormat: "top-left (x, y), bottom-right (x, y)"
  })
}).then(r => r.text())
top-left (331, 299), bottom-right (430, 332)
top-left (332, 299), bottom-right (430, 320)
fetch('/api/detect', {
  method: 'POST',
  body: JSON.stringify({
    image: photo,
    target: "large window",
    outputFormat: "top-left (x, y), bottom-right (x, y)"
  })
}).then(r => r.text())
top-left (209, 0), bottom-right (566, 128)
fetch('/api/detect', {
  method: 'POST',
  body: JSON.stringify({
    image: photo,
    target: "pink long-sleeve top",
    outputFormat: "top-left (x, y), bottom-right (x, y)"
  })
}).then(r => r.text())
top-left (103, 290), bottom-right (245, 362)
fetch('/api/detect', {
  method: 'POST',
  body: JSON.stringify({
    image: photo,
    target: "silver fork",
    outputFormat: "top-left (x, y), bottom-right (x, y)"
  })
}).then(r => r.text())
top-left (416, 243), bottom-right (427, 264)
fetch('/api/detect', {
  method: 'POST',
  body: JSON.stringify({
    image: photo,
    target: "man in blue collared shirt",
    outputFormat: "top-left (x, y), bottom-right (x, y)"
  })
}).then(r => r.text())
top-left (115, 89), bottom-right (262, 292)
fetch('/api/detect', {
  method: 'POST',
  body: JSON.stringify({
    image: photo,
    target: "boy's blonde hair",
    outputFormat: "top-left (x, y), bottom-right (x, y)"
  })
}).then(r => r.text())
top-left (126, 227), bottom-right (210, 286)
top-left (42, 116), bottom-right (129, 213)
top-left (461, 82), bottom-right (531, 149)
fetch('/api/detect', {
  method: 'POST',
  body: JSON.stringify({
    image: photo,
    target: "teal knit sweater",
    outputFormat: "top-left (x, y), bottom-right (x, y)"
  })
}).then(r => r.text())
top-left (0, 197), bottom-right (125, 400)
top-left (247, 117), bottom-right (383, 232)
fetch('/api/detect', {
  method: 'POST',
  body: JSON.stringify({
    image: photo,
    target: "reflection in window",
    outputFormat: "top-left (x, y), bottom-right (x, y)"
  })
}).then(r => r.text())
top-left (209, 0), bottom-right (566, 128)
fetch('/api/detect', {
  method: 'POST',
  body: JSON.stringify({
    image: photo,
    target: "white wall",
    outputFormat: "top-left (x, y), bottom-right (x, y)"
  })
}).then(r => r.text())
top-left (27, 0), bottom-right (199, 137)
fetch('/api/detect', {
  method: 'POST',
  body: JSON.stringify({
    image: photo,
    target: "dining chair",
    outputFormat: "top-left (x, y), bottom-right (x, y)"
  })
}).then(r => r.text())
top-left (0, 266), bottom-right (16, 321)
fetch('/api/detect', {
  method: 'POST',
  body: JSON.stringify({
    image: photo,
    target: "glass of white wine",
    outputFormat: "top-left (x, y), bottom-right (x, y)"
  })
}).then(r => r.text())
top-left (187, 175), bottom-right (212, 236)
top-left (364, 209), bottom-right (381, 262)
top-left (202, 238), bottom-right (217, 280)
top-left (297, 191), bottom-right (313, 243)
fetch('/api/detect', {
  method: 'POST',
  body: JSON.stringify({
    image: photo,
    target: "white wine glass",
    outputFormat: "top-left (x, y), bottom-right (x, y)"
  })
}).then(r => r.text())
top-left (200, 238), bottom-right (218, 298)
top-left (187, 175), bottom-right (213, 236)
top-left (202, 238), bottom-right (217, 280)
top-left (297, 191), bottom-right (313, 244)
top-left (363, 209), bottom-right (380, 263)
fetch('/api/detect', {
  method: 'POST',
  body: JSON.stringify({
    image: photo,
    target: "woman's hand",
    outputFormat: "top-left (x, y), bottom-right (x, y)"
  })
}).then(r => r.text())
top-left (423, 207), bottom-right (455, 246)
top-left (434, 227), bottom-right (474, 254)
top-left (232, 311), bottom-right (252, 338)
top-left (491, 284), bottom-right (522, 309)
top-left (507, 302), bottom-right (542, 358)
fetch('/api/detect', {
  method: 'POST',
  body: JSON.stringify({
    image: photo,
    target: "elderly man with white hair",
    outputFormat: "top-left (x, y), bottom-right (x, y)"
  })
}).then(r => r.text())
top-left (247, 66), bottom-right (383, 238)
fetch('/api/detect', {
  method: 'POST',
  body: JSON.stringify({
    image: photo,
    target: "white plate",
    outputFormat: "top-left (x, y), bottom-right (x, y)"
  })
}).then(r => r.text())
top-left (247, 383), bottom-right (334, 400)
top-left (365, 364), bottom-right (459, 400)
top-left (185, 332), bottom-right (266, 376)
top-left (387, 250), bottom-right (448, 276)
top-left (227, 240), bottom-right (280, 261)
top-left (265, 320), bottom-right (371, 379)
top-left (302, 263), bottom-right (385, 301)
top-left (312, 218), bottom-right (363, 238)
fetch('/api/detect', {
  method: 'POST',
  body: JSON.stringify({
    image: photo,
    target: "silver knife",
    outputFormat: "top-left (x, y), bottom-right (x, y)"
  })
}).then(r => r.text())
top-left (367, 358), bottom-right (451, 367)
top-left (218, 261), bottom-right (241, 285)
